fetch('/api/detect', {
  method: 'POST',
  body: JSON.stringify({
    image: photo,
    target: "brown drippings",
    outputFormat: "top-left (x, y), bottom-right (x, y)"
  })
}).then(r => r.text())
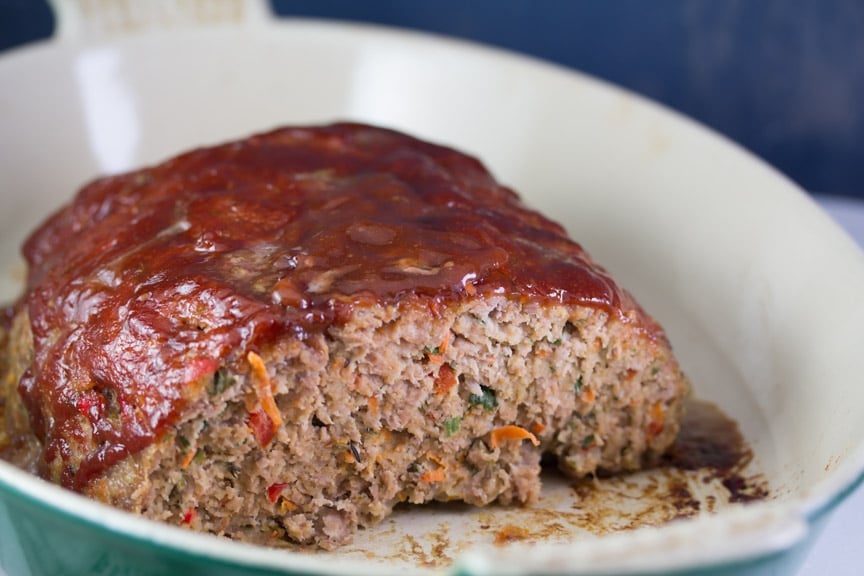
top-left (386, 522), bottom-right (455, 568)
top-left (662, 400), bottom-right (749, 471)
top-left (660, 399), bottom-right (770, 504)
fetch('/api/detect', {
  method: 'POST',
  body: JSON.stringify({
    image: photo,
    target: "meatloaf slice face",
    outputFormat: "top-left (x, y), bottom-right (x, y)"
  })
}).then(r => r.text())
top-left (0, 123), bottom-right (688, 548)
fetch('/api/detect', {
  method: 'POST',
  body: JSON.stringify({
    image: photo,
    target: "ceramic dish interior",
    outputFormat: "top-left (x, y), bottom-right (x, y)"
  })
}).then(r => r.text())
top-left (0, 6), bottom-right (863, 576)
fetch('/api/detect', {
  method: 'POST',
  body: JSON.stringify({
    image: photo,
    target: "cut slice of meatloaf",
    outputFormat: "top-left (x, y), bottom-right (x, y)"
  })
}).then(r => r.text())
top-left (0, 123), bottom-right (688, 549)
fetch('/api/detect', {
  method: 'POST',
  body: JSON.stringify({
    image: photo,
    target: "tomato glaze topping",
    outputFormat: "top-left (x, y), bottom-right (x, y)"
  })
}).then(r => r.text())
top-left (17, 123), bottom-right (651, 489)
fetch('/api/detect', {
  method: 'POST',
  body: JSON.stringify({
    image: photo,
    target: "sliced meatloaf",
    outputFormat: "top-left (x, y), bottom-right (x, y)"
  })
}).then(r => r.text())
top-left (0, 123), bottom-right (689, 548)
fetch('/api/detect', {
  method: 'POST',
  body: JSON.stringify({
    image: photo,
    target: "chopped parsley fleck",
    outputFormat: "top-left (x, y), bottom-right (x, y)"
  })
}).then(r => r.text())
top-left (443, 417), bottom-right (462, 437)
top-left (549, 363), bottom-right (556, 374)
top-left (651, 366), bottom-right (660, 376)
top-left (552, 338), bottom-right (562, 346)
top-left (176, 435), bottom-right (190, 449)
top-left (469, 385), bottom-right (498, 410)
top-left (424, 346), bottom-right (441, 356)
top-left (581, 434), bottom-right (595, 448)
top-left (210, 368), bottom-right (236, 396)
top-left (574, 375), bottom-right (584, 394)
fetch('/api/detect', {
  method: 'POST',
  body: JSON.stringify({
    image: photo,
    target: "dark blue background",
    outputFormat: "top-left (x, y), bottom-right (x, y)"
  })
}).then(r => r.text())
top-left (2, 0), bottom-right (862, 198)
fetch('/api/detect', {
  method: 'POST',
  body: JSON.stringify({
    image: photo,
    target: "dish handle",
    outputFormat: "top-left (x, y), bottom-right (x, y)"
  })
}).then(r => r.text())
top-left (47, 0), bottom-right (273, 43)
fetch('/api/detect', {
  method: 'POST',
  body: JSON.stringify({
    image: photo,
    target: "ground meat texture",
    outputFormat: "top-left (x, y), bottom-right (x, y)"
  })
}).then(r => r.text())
top-left (0, 123), bottom-right (689, 549)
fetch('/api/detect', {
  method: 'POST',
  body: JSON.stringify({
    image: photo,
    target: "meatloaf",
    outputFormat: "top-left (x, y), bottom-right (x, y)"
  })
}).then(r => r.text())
top-left (0, 122), bottom-right (689, 549)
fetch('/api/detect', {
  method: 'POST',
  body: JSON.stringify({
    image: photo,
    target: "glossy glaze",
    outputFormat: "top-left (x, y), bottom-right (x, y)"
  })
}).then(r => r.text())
top-left (15, 123), bottom-right (651, 491)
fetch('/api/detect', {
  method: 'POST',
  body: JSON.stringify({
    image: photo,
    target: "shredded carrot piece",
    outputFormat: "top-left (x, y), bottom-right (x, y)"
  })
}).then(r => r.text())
top-left (247, 351), bottom-right (283, 431)
top-left (426, 452), bottom-right (446, 467)
top-left (419, 452), bottom-right (448, 482)
top-left (179, 445), bottom-right (197, 469)
top-left (489, 425), bottom-right (540, 449)
top-left (367, 395), bottom-right (379, 416)
top-left (427, 299), bottom-right (442, 317)
top-left (531, 422), bottom-right (546, 435)
top-left (439, 333), bottom-right (451, 354)
top-left (434, 363), bottom-right (457, 395)
top-left (647, 401), bottom-right (665, 441)
top-left (420, 467), bottom-right (447, 483)
top-left (350, 376), bottom-right (362, 391)
top-left (581, 387), bottom-right (596, 404)
top-left (426, 352), bottom-right (444, 364)
top-left (464, 282), bottom-right (477, 296)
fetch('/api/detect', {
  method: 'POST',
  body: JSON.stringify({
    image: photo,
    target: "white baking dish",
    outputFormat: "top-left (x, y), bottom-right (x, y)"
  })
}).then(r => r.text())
top-left (0, 2), bottom-right (862, 575)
